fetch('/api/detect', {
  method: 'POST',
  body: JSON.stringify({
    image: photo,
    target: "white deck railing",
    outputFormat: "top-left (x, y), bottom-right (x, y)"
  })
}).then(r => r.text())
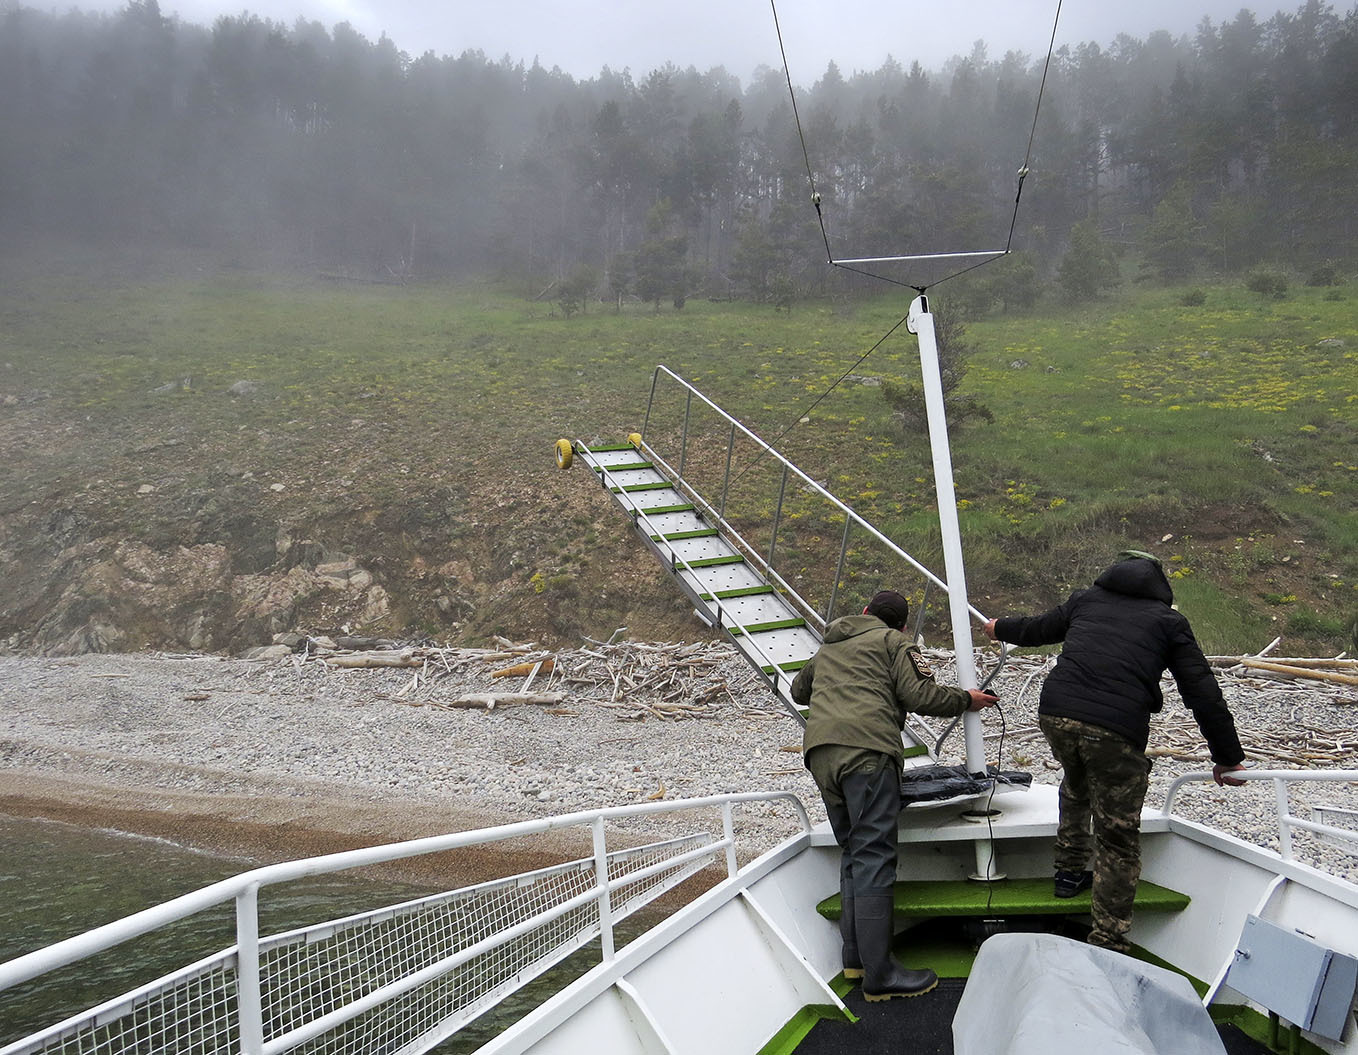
top-left (1163, 769), bottom-right (1358, 860)
top-left (0, 793), bottom-right (811, 1055)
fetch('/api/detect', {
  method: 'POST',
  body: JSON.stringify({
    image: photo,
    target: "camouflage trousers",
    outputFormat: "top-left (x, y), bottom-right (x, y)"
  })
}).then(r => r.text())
top-left (1040, 715), bottom-right (1152, 953)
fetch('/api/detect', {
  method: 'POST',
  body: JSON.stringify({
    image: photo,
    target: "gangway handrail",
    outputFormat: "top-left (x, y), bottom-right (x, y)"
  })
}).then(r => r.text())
top-left (641, 365), bottom-right (987, 627)
top-left (0, 792), bottom-right (809, 1001)
top-left (1163, 769), bottom-right (1358, 861)
top-left (580, 440), bottom-right (821, 712)
top-left (623, 434), bottom-right (828, 634)
top-left (580, 438), bottom-right (958, 750)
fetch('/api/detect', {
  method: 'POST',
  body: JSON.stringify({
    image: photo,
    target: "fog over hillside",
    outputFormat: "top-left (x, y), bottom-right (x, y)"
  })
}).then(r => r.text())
top-left (3, 1), bottom-right (1355, 285)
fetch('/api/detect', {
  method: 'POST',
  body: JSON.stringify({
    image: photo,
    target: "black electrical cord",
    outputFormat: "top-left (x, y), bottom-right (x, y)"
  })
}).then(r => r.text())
top-left (982, 696), bottom-right (1007, 913)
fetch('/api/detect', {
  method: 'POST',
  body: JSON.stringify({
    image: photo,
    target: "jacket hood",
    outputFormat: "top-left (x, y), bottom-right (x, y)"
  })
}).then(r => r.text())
top-left (1095, 558), bottom-right (1173, 604)
top-left (823, 613), bottom-right (892, 643)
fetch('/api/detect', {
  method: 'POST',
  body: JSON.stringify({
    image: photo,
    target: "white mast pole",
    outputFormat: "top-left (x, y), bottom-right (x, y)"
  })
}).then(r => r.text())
top-left (909, 294), bottom-right (999, 880)
top-left (908, 297), bottom-right (988, 777)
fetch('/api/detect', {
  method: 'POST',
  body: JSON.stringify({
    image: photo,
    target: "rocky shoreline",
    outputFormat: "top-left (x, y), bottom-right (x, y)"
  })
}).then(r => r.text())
top-left (2, 641), bottom-right (1356, 887)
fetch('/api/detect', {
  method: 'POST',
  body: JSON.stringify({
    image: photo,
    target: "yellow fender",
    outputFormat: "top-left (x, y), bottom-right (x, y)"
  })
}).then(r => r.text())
top-left (628, 432), bottom-right (643, 449)
top-left (555, 438), bottom-right (574, 470)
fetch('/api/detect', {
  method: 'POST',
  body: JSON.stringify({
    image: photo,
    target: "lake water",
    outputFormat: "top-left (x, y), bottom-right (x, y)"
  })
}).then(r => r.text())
top-left (0, 814), bottom-right (615, 1052)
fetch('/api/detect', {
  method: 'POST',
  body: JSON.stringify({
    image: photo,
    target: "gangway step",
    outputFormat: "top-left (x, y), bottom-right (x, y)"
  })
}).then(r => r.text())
top-left (612, 481), bottom-right (675, 493)
top-left (563, 437), bottom-right (824, 716)
top-left (699, 586), bottom-right (775, 600)
top-left (728, 618), bottom-right (808, 636)
top-left (683, 554), bottom-right (746, 569)
top-left (649, 529), bottom-right (720, 542)
top-left (761, 660), bottom-right (810, 674)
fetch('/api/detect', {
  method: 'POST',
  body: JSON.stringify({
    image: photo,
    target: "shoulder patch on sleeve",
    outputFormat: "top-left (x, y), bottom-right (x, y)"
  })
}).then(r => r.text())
top-left (908, 648), bottom-right (935, 680)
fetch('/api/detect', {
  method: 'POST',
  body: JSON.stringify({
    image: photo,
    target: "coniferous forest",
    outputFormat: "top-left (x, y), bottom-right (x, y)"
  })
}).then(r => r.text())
top-left (2, 1), bottom-right (1357, 297)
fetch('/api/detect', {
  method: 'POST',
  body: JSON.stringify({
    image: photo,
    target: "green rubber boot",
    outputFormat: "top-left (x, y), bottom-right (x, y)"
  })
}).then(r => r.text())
top-left (857, 893), bottom-right (938, 1001)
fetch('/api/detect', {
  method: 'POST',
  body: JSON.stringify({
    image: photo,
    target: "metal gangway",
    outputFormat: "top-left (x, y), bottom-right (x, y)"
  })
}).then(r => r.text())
top-left (556, 363), bottom-right (989, 765)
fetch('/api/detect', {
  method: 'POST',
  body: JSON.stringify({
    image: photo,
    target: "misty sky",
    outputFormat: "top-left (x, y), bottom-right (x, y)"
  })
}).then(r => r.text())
top-left (55, 0), bottom-right (1281, 78)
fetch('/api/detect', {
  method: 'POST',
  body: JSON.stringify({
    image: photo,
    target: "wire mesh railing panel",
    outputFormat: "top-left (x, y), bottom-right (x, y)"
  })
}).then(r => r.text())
top-left (258, 863), bottom-right (597, 1036)
top-left (5, 956), bottom-right (238, 1055)
top-left (283, 900), bottom-right (602, 1055)
top-left (2, 796), bottom-right (814, 1055)
top-left (261, 834), bottom-right (716, 1055)
top-left (607, 833), bottom-right (714, 916)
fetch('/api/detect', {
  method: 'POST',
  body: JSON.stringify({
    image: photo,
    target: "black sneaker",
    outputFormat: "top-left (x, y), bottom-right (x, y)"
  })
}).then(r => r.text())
top-left (1054, 869), bottom-right (1093, 898)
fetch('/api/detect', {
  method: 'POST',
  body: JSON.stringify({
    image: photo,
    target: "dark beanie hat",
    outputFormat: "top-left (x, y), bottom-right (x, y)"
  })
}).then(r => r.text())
top-left (865, 590), bottom-right (910, 630)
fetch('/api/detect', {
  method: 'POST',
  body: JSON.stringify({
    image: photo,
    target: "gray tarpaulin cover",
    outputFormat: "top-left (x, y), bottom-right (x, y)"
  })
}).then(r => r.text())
top-left (952, 932), bottom-right (1227, 1055)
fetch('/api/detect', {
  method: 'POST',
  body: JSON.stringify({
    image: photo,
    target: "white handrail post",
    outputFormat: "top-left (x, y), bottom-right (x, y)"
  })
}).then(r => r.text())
top-left (236, 881), bottom-right (265, 1055)
top-left (1274, 777), bottom-right (1293, 861)
top-left (592, 817), bottom-right (616, 960)
top-left (722, 802), bottom-right (738, 877)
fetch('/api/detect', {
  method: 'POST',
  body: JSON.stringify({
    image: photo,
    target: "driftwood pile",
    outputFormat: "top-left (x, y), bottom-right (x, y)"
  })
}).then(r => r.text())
top-left (1205, 636), bottom-right (1357, 689)
top-left (292, 632), bottom-right (1355, 758)
top-left (294, 633), bottom-right (775, 720)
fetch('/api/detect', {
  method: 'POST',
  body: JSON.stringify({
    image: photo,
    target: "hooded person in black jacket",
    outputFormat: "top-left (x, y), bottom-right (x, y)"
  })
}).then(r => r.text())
top-left (984, 550), bottom-right (1246, 953)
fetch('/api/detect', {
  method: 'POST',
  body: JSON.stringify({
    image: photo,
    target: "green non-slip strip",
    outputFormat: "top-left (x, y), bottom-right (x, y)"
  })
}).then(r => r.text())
top-left (634, 503), bottom-right (695, 516)
top-left (699, 585), bottom-right (775, 600)
top-left (585, 443), bottom-right (638, 452)
top-left (902, 744), bottom-right (930, 759)
top-left (650, 529), bottom-right (719, 542)
top-left (682, 554), bottom-right (745, 568)
top-left (593, 461), bottom-right (653, 473)
top-left (612, 481), bottom-right (674, 493)
top-left (814, 878), bottom-right (1190, 920)
top-left (755, 1004), bottom-right (855, 1055)
top-left (761, 659), bottom-right (810, 674)
top-left (728, 618), bottom-right (807, 636)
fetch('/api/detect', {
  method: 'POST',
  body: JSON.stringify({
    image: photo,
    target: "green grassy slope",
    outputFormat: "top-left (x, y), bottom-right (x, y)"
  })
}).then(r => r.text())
top-left (0, 251), bottom-right (1352, 654)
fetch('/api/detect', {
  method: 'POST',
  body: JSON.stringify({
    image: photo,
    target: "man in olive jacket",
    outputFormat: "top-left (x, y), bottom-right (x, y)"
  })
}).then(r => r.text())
top-left (793, 589), bottom-right (998, 1000)
top-left (984, 550), bottom-right (1246, 953)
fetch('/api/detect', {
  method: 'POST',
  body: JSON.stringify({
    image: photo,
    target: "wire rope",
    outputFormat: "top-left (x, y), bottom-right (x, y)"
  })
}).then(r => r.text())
top-left (772, 0), bottom-right (1063, 291)
top-left (752, 0), bottom-right (1065, 469)
top-left (769, 0), bottom-right (834, 264)
top-left (726, 308), bottom-right (913, 491)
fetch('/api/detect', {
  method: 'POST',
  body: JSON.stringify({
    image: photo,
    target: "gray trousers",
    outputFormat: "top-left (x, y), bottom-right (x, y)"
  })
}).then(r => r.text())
top-left (806, 745), bottom-right (903, 895)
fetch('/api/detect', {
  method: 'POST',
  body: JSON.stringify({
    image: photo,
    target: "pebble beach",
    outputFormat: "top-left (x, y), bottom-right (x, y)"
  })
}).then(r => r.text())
top-left (1, 641), bottom-right (1355, 884)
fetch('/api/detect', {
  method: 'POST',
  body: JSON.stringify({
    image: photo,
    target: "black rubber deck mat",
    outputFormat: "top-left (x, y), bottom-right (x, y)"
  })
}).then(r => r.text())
top-left (797, 978), bottom-right (966, 1055)
top-left (1217, 1023), bottom-right (1283, 1055)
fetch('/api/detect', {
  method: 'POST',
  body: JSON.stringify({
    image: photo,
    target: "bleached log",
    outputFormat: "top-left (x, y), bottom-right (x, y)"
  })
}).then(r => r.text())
top-left (1209, 656), bottom-right (1358, 669)
top-left (325, 650), bottom-right (419, 668)
top-left (1239, 659), bottom-right (1358, 686)
top-left (492, 657), bottom-right (555, 679)
top-left (449, 692), bottom-right (565, 710)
